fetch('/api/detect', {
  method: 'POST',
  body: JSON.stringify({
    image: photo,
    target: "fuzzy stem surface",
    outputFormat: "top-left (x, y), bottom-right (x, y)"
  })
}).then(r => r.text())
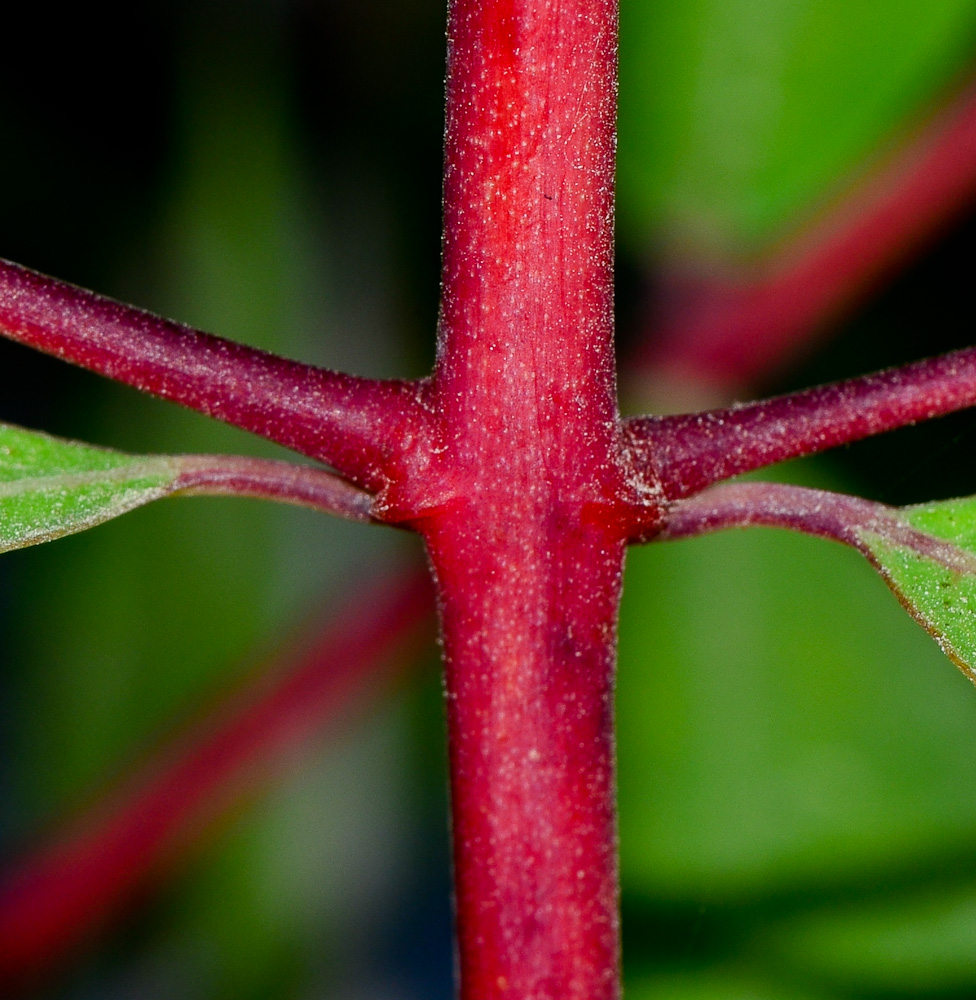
top-left (410, 1), bottom-right (640, 996)
top-left (173, 454), bottom-right (376, 521)
top-left (0, 259), bottom-right (428, 490)
top-left (626, 345), bottom-right (976, 502)
top-left (658, 478), bottom-right (976, 579)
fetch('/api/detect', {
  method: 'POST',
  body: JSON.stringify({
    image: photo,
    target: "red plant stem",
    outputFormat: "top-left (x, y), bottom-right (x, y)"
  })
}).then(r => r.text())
top-left (0, 568), bottom-right (433, 991)
top-left (409, 1), bottom-right (643, 996)
top-left (659, 481), bottom-right (890, 545)
top-left (626, 345), bottom-right (976, 502)
top-left (0, 259), bottom-right (429, 491)
top-left (173, 453), bottom-right (376, 521)
top-left (425, 517), bottom-right (626, 1000)
top-left (639, 76), bottom-right (976, 390)
top-left (658, 479), bottom-right (970, 571)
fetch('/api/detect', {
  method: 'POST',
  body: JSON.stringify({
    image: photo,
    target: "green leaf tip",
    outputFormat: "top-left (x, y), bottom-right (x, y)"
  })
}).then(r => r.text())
top-left (0, 423), bottom-right (179, 552)
top-left (859, 497), bottom-right (976, 681)
top-left (657, 480), bottom-right (976, 685)
top-left (0, 422), bottom-right (377, 554)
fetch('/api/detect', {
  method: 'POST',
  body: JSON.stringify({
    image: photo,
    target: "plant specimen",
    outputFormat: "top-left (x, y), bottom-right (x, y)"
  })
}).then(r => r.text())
top-left (3, 1), bottom-right (976, 997)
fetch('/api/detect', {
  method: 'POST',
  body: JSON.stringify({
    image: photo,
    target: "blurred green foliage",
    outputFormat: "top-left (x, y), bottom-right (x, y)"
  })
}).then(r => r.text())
top-left (618, 468), bottom-right (976, 998)
top-left (1, 1), bottom-right (976, 998)
top-left (617, 0), bottom-right (976, 256)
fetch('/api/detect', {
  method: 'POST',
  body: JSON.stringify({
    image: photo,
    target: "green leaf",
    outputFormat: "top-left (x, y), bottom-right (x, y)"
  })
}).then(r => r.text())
top-left (0, 423), bottom-right (180, 552)
top-left (617, 466), bottom-right (976, 907)
top-left (859, 496), bottom-right (976, 678)
top-left (0, 422), bottom-right (372, 558)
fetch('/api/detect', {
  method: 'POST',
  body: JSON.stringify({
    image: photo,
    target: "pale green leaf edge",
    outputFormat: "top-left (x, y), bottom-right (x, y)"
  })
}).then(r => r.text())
top-left (859, 496), bottom-right (976, 680)
top-left (0, 422), bottom-right (181, 553)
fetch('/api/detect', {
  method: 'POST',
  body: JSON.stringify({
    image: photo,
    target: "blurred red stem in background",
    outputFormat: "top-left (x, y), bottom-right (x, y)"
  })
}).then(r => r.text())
top-left (638, 76), bottom-right (976, 392)
top-left (0, 567), bottom-right (434, 993)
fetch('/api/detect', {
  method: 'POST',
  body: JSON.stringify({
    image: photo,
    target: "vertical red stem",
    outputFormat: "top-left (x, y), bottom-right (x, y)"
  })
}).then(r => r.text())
top-left (403, 1), bottom-right (639, 996)
top-left (425, 516), bottom-right (626, 1000)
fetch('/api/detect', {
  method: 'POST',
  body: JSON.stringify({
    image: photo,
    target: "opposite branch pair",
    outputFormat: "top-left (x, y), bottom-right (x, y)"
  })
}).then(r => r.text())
top-left (4, 256), bottom-right (976, 540)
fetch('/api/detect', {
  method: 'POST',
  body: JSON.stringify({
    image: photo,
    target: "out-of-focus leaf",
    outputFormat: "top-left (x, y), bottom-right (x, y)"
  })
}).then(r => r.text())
top-left (7, 18), bottom-right (322, 818)
top-left (617, 0), bottom-right (976, 254)
top-left (617, 462), bottom-right (976, 994)
top-left (0, 423), bottom-right (178, 552)
top-left (626, 970), bottom-right (830, 1000)
top-left (760, 881), bottom-right (976, 994)
top-left (617, 463), bottom-right (976, 904)
top-left (860, 496), bottom-right (976, 675)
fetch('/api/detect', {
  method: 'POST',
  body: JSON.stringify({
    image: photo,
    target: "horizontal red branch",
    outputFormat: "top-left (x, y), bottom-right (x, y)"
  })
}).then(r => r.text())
top-left (0, 259), bottom-right (431, 491)
top-left (0, 567), bottom-right (434, 993)
top-left (637, 75), bottom-right (976, 390)
top-left (626, 345), bottom-right (976, 502)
